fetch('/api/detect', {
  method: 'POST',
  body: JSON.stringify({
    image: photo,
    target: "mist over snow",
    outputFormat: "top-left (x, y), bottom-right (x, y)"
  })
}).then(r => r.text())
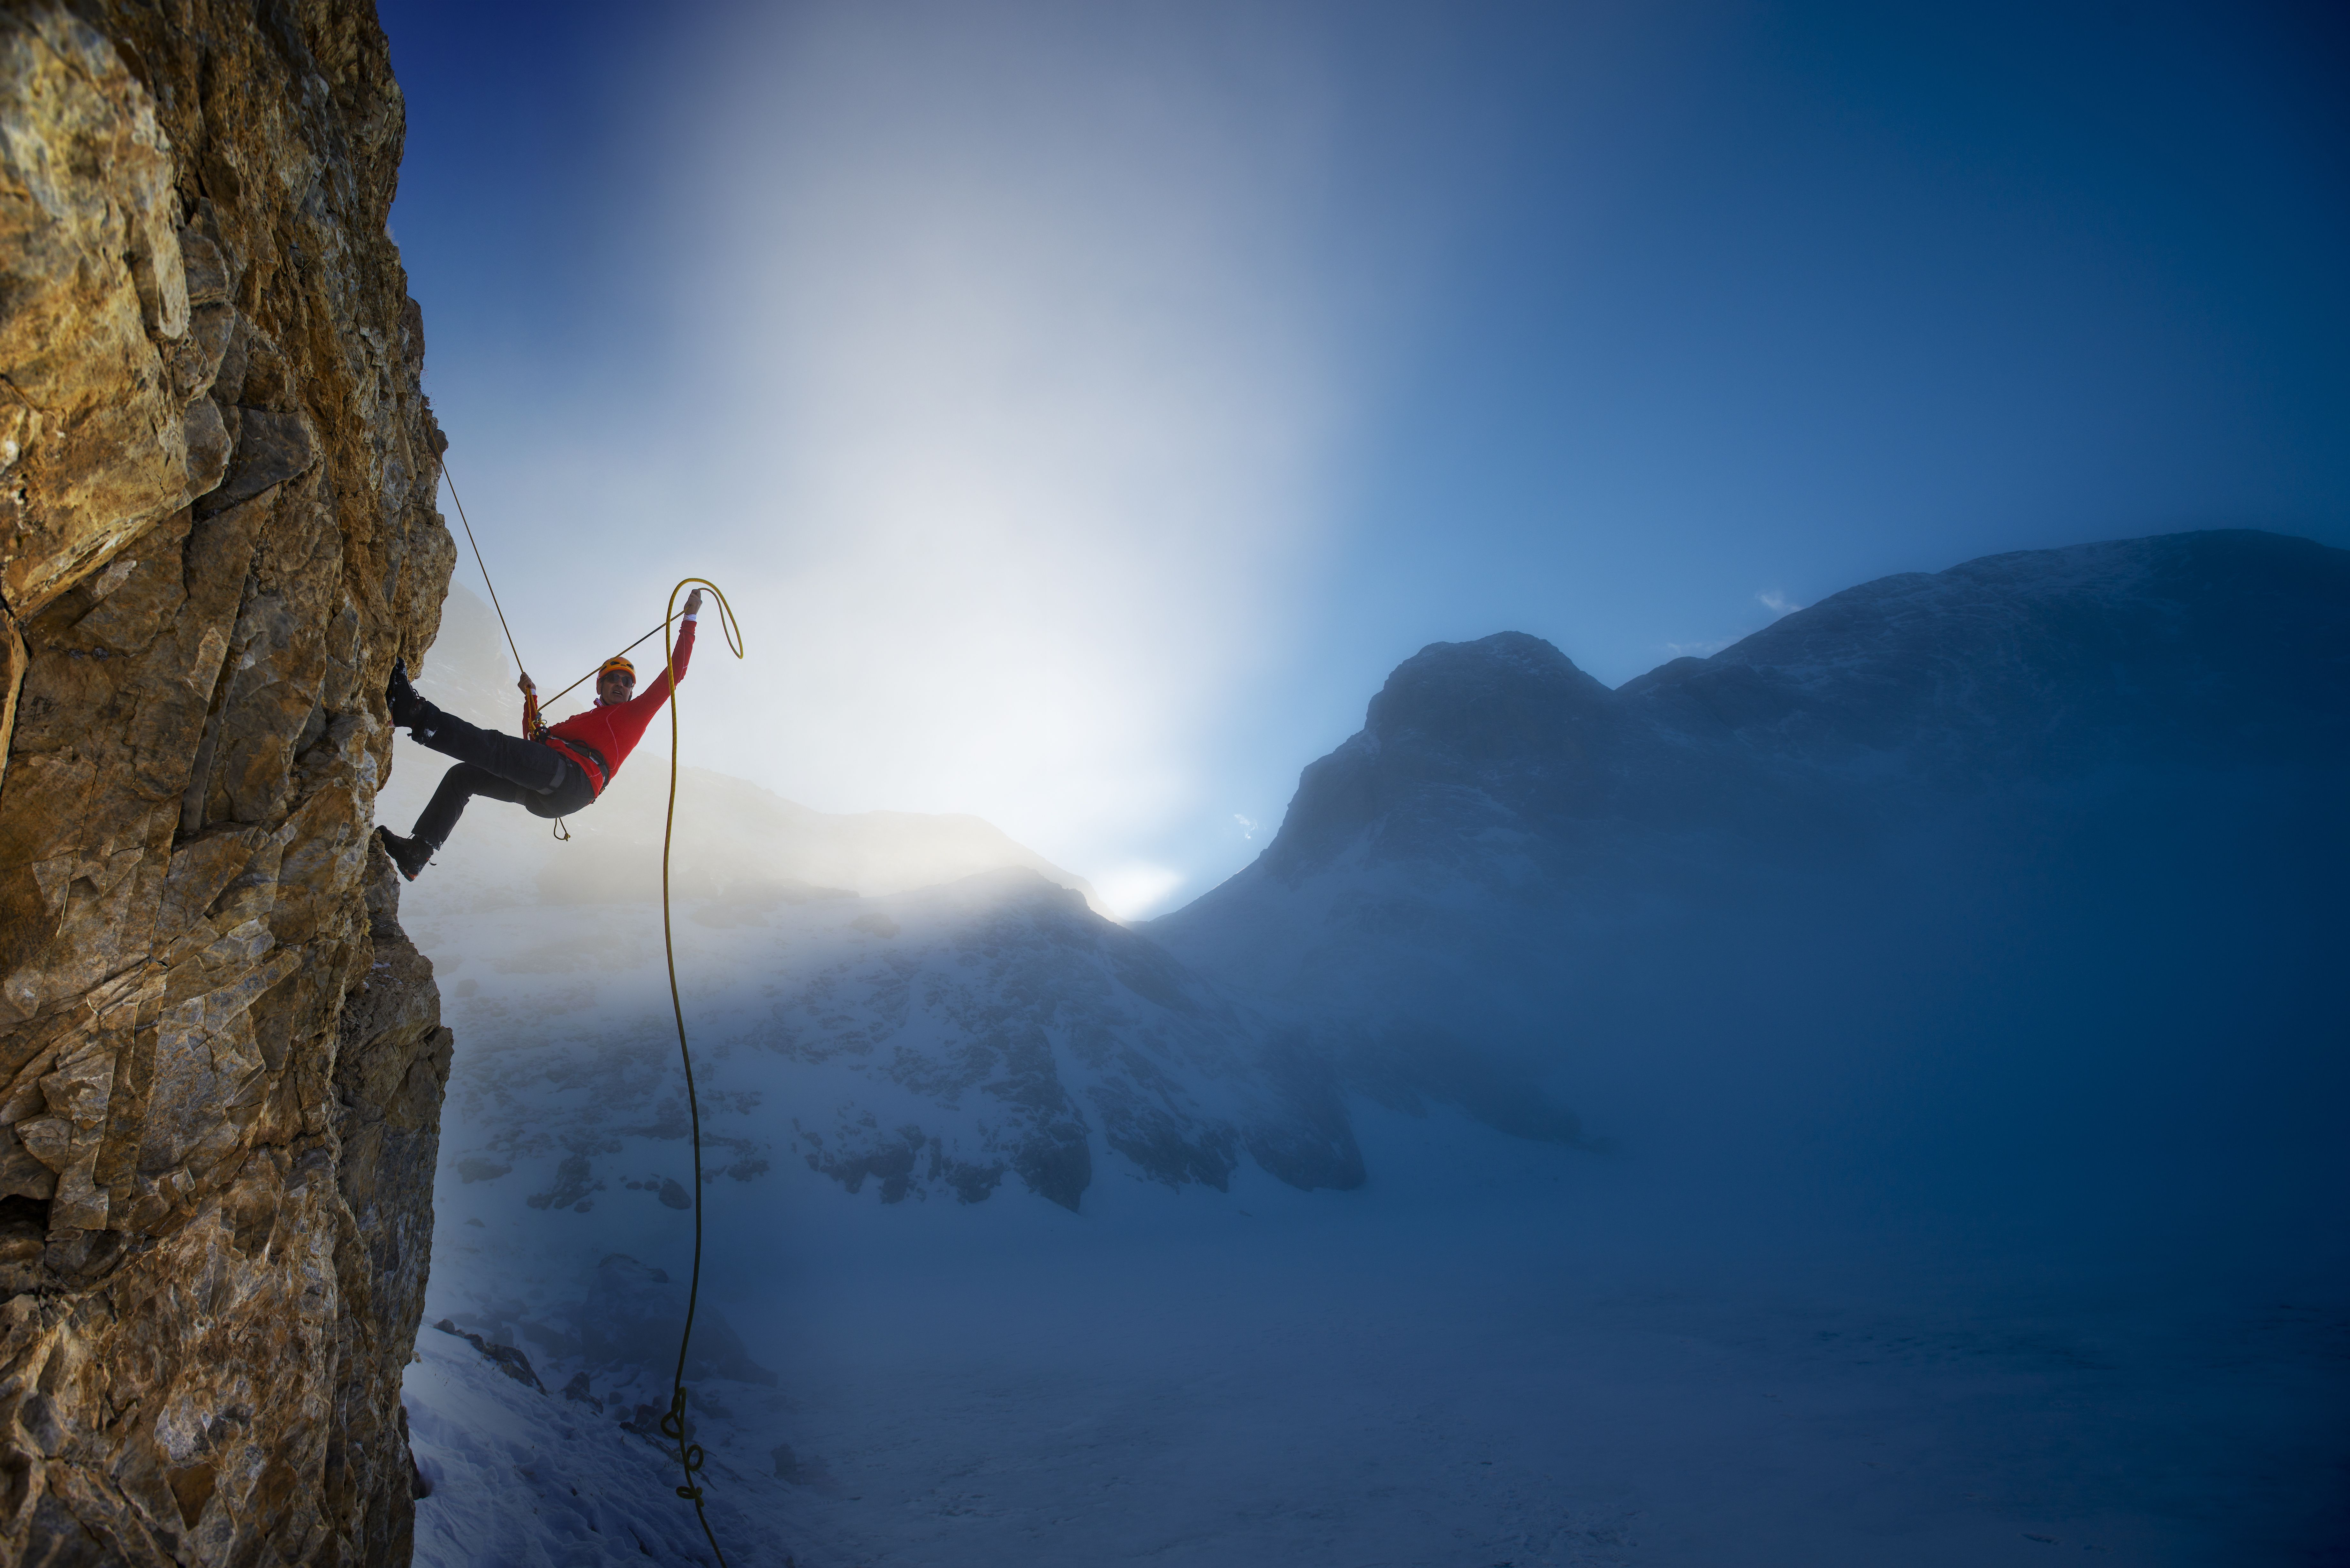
top-left (390, 538), bottom-right (2349, 1567)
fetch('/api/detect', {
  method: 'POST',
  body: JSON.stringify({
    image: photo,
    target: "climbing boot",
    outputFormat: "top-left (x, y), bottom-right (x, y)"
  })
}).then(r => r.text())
top-left (375, 825), bottom-right (435, 882)
top-left (386, 659), bottom-right (428, 729)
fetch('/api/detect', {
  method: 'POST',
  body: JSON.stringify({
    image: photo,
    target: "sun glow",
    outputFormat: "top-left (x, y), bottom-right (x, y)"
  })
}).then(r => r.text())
top-left (637, 0), bottom-right (1346, 891)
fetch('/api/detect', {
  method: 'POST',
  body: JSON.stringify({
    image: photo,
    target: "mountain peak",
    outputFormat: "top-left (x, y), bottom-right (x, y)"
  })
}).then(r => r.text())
top-left (1254, 632), bottom-right (1639, 881)
top-left (1366, 632), bottom-right (1614, 750)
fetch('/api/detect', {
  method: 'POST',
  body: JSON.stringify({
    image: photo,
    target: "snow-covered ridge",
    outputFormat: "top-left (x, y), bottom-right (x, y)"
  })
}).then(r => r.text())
top-left (1633, 528), bottom-right (2349, 770)
top-left (1225, 528), bottom-right (2347, 895)
top-left (760, 869), bottom-right (1360, 1208)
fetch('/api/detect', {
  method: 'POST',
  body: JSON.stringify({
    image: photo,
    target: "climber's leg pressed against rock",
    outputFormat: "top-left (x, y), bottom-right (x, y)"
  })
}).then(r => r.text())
top-left (376, 589), bottom-right (703, 879)
top-left (381, 696), bottom-right (596, 861)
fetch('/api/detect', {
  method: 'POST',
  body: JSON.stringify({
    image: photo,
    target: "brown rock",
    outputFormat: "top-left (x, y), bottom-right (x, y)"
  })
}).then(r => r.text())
top-left (0, 1), bottom-right (458, 1562)
top-left (0, 7), bottom-right (192, 623)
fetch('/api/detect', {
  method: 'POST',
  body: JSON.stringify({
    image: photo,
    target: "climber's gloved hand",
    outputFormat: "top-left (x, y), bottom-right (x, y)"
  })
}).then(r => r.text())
top-left (516, 672), bottom-right (536, 696)
top-left (683, 588), bottom-right (704, 619)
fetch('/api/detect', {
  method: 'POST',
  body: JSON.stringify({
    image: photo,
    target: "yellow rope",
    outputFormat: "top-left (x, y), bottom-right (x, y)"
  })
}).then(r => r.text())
top-left (652, 577), bottom-right (744, 1562)
top-left (420, 458), bottom-right (747, 1546)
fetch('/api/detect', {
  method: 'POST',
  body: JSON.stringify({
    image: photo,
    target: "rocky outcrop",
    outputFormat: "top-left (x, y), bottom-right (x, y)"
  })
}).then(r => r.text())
top-left (0, 2), bottom-right (453, 1562)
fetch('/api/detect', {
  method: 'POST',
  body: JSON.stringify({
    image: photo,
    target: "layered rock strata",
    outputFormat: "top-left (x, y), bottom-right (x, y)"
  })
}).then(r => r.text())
top-left (0, 2), bottom-right (453, 1561)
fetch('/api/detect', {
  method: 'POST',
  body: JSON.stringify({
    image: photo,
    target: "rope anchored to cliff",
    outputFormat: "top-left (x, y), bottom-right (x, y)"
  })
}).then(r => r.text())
top-left (434, 456), bottom-right (527, 683)
top-left (432, 456), bottom-right (686, 714)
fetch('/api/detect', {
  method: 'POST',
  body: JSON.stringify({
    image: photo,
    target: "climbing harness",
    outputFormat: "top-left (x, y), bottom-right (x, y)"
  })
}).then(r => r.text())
top-left (428, 461), bottom-right (747, 1562)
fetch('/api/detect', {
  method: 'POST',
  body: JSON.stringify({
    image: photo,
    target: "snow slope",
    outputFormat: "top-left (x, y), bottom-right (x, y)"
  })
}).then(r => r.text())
top-left (405, 1102), bottom-right (2349, 1567)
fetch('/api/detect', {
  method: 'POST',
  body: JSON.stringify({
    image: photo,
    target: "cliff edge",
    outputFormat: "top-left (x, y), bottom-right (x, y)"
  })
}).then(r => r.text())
top-left (0, 2), bottom-right (454, 1561)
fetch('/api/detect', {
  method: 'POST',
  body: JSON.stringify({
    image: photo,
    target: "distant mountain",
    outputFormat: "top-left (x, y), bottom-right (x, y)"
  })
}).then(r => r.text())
top-left (1625, 528), bottom-right (2346, 776)
top-left (420, 864), bottom-right (1361, 1233)
top-left (1153, 530), bottom-right (2350, 1150)
top-left (751, 870), bottom-right (1359, 1209)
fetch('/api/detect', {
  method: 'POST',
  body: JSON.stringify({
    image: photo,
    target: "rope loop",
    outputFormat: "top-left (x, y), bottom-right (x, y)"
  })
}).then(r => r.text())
top-left (667, 577), bottom-right (745, 671)
top-left (413, 467), bottom-right (744, 1560)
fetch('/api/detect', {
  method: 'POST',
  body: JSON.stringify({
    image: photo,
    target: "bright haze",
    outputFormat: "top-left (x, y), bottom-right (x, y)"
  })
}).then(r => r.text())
top-left (377, 0), bottom-right (2350, 916)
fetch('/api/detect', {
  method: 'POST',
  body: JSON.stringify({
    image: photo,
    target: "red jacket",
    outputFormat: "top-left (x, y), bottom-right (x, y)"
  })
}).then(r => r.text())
top-left (542, 619), bottom-right (696, 794)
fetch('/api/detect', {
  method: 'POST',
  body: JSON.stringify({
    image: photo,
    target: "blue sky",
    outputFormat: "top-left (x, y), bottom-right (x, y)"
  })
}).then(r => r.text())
top-left (377, 0), bottom-right (2350, 915)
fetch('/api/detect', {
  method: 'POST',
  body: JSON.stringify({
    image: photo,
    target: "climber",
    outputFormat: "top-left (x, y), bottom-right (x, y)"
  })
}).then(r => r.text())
top-left (373, 589), bottom-right (703, 880)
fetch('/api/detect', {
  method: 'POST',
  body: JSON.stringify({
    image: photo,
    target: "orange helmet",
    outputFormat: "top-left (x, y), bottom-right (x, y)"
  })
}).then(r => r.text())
top-left (599, 655), bottom-right (636, 680)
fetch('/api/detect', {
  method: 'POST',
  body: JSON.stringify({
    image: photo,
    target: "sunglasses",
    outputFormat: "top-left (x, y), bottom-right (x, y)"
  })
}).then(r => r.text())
top-left (602, 668), bottom-right (636, 686)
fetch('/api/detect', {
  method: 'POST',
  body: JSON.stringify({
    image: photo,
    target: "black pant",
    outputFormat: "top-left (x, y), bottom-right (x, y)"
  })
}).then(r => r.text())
top-left (404, 698), bottom-right (597, 846)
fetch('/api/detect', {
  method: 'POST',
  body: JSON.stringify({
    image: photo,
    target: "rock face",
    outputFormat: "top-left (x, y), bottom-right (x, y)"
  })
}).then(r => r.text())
top-left (0, 3), bottom-right (453, 1562)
